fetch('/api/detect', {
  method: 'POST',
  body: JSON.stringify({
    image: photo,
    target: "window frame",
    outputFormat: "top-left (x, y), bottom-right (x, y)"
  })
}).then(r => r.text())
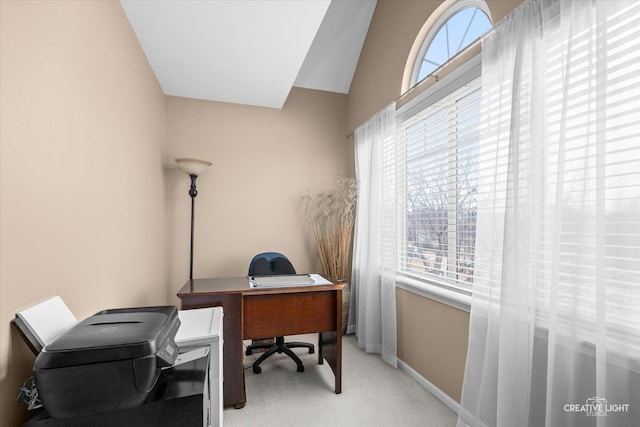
top-left (409, 0), bottom-right (491, 88)
top-left (396, 54), bottom-right (483, 311)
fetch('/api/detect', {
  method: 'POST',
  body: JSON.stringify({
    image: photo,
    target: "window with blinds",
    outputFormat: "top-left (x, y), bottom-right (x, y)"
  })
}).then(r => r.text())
top-left (397, 77), bottom-right (481, 292)
top-left (474, 0), bottom-right (640, 355)
top-left (539, 1), bottom-right (640, 353)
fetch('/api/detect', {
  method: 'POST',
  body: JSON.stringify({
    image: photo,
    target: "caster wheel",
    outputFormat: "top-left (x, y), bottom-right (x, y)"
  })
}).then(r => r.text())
top-left (253, 365), bottom-right (262, 374)
top-left (245, 349), bottom-right (252, 356)
top-left (297, 365), bottom-right (305, 373)
top-left (309, 348), bottom-right (315, 354)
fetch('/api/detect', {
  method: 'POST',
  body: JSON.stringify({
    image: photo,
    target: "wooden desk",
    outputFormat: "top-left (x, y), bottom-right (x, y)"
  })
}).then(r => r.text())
top-left (177, 276), bottom-right (345, 409)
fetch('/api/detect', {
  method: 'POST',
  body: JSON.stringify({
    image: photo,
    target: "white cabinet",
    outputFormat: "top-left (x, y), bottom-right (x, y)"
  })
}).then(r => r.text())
top-left (175, 307), bottom-right (224, 427)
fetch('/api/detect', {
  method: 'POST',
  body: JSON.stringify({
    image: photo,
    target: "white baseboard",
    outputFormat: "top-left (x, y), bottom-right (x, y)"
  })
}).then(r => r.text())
top-left (397, 359), bottom-right (460, 415)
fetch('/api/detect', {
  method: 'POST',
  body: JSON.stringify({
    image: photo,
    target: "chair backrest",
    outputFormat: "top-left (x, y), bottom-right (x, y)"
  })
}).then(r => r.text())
top-left (248, 252), bottom-right (296, 276)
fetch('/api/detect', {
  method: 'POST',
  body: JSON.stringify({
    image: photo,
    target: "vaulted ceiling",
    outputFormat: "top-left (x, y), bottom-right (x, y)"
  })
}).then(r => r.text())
top-left (120, 0), bottom-right (377, 109)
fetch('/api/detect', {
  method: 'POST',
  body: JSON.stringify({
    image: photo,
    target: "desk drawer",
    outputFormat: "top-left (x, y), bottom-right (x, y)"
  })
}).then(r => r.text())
top-left (243, 291), bottom-right (337, 339)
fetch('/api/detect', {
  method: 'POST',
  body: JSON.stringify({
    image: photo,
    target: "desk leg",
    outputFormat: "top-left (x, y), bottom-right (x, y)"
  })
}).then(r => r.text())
top-left (180, 294), bottom-right (246, 408)
top-left (318, 288), bottom-right (343, 394)
top-left (317, 334), bottom-right (324, 365)
top-left (319, 331), bottom-right (342, 394)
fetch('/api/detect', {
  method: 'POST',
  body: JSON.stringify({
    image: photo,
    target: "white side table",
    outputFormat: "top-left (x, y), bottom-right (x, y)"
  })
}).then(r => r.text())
top-left (175, 307), bottom-right (224, 427)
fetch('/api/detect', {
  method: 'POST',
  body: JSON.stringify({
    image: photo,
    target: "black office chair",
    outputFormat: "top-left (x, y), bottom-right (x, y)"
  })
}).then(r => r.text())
top-left (245, 252), bottom-right (315, 373)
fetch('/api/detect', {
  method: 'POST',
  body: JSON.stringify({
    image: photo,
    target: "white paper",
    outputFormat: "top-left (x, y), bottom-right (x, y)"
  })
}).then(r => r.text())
top-left (15, 296), bottom-right (78, 347)
top-left (249, 274), bottom-right (333, 288)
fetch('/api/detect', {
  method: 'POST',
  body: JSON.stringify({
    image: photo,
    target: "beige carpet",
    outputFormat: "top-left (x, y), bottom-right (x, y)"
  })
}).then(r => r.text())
top-left (223, 334), bottom-right (457, 427)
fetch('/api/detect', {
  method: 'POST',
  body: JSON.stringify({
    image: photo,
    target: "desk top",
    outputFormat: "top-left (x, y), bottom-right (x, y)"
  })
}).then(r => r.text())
top-left (177, 276), bottom-right (345, 298)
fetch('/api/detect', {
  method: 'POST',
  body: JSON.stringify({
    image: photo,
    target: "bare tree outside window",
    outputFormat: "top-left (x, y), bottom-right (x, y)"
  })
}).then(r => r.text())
top-left (402, 85), bottom-right (480, 289)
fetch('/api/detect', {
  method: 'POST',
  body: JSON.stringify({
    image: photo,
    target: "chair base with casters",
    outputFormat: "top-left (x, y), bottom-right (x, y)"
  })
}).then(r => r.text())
top-left (246, 251), bottom-right (315, 373)
top-left (246, 336), bottom-right (314, 373)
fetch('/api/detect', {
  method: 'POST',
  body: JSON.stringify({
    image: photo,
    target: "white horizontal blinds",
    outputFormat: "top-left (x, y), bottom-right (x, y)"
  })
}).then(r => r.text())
top-left (455, 88), bottom-right (482, 286)
top-left (478, 0), bottom-right (640, 355)
top-left (380, 115), bottom-right (403, 277)
top-left (540, 1), bottom-right (640, 356)
top-left (398, 78), bottom-right (481, 290)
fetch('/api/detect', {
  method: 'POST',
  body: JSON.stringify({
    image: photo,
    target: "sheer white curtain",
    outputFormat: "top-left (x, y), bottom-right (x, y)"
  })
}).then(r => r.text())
top-left (350, 103), bottom-right (398, 366)
top-left (458, 1), bottom-right (640, 426)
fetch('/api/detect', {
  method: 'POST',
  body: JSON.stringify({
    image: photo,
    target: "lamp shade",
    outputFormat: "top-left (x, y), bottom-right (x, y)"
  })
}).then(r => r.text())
top-left (175, 158), bottom-right (212, 176)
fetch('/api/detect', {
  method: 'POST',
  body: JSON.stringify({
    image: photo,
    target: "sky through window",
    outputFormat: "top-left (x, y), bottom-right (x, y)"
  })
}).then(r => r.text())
top-left (417, 6), bottom-right (491, 82)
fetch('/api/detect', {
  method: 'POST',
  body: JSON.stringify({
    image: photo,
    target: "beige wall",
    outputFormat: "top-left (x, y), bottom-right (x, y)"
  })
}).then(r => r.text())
top-left (0, 0), bottom-right (527, 423)
top-left (397, 289), bottom-right (470, 402)
top-left (165, 88), bottom-right (350, 302)
top-left (347, 0), bottom-right (522, 402)
top-left (348, 0), bottom-right (522, 133)
top-left (0, 1), bottom-right (166, 424)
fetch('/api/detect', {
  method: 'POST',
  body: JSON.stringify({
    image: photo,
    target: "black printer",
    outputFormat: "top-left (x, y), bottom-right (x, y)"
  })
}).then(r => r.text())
top-left (33, 306), bottom-right (180, 419)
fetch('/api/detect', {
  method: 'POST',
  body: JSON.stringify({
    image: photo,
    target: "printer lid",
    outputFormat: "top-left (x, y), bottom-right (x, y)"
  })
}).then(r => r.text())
top-left (35, 306), bottom-right (179, 369)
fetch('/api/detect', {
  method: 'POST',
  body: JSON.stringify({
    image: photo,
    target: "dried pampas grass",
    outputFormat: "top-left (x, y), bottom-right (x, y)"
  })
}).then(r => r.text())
top-left (301, 177), bottom-right (357, 281)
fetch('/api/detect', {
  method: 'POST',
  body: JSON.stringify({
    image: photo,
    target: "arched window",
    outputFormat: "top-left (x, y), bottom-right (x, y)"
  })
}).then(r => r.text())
top-left (410, 0), bottom-right (492, 87)
top-left (394, 0), bottom-right (493, 297)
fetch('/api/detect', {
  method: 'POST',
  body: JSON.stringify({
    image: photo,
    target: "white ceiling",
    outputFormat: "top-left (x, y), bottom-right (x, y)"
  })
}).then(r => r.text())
top-left (120, 0), bottom-right (376, 109)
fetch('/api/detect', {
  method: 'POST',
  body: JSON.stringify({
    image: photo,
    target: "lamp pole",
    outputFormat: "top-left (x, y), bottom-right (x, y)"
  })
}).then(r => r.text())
top-left (188, 174), bottom-right (198, 280)
top-left (175, 158), bottom-right (212, 281)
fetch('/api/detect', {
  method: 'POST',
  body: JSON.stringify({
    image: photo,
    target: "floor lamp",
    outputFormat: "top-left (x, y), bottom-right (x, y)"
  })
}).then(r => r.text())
top-left (175, 158), bottom-right (212, 280)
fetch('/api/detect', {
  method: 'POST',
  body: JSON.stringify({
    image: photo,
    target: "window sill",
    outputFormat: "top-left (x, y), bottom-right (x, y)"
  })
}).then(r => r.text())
top-left (395, 275), bottom-right (471, 312)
